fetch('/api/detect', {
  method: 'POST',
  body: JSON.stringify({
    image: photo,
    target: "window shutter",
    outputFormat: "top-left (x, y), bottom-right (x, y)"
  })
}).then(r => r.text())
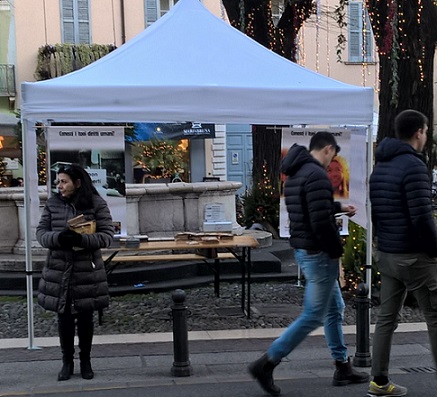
top-left (63, 0), bottom-right (74, 18)
top-left (63, 21), bottom-right (75, 43)
top-left (62, 0), bottom-right (74, 43)
top-left (363, 13), bottom-right (373, 62)
top-left (348, 2), bottom-right (373, 63)
top-left (146, 0), bottom-right (158, 26)
top-left (348, 2), bottom-right (361, 63)
top-left (77, 0), bottom-right (90, 43)
top-left (61, 0), bottom-right (89, 44)
top-left (78, 21), bottom-right (90, 43)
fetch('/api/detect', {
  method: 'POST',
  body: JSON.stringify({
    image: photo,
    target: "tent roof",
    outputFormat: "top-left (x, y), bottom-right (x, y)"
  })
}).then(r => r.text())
top-left (21, 0), bottom-right (373, 125)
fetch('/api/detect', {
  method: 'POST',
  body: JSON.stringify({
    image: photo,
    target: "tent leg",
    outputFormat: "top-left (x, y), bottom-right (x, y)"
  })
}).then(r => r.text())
top-left (26, 273), bottom-right (40, 350)
top-left (22, 118), bottom-right (40, 350)
top-left (365, 124), bottom-right (373, 301)
top-left (365, 125), bottom-right (374, 335)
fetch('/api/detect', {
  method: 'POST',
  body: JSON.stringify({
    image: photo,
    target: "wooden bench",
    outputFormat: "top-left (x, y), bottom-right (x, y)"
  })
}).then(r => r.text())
top-left (102, 251), bottom-right (238, 298)
top-left (101, 236), bottom-right (259, 318)
top-left (102, 252), bottom-right (235, 264)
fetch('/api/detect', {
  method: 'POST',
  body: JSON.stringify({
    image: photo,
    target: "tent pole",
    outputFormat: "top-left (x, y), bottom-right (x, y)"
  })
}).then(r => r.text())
top-left (366, 124), bottom-right (373, 301)
top-left (22, 118), bottom-right (39, 350)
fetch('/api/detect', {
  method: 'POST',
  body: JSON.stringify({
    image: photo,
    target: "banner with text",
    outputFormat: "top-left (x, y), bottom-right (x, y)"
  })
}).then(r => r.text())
top-left (280, 127), bottom-right (367, 238)
top-left (47, 126), bottom-right (126, 236)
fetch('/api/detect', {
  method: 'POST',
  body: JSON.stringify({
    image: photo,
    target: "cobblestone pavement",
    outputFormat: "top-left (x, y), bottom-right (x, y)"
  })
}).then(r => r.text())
top-left (0, 281), bottom-right (425, 339)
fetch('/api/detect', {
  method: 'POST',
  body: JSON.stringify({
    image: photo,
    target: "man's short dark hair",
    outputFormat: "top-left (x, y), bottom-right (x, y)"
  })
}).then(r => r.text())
top-left (309, 131), bottom-right (340, 154)
top-left (394, 109), bottom-right (428, 140)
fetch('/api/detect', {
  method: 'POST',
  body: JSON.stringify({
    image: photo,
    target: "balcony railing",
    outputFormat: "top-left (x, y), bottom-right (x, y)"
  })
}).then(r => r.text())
top-left (0, 64), bottom-right (16, 97)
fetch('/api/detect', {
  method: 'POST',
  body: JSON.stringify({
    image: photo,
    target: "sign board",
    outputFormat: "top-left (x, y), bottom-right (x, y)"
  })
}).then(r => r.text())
top-left (132, 122), bottom-right (215, 141)
top-left (204, 203), bottom-right (226, 222)
top-left (203, 203), bottom-right (232, 232)
top-left (280, 127), bottom-right (367, 238)
top-left (4, 158), bottom-right (19, 170)
top-left (47, 126), bottom-right (127, 236)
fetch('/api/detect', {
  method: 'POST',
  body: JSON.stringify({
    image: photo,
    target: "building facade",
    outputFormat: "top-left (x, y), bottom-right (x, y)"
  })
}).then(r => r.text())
top-left (0, 0), bottom-right (229, 184)
top-left (3, 0), bottom-right (437, 187)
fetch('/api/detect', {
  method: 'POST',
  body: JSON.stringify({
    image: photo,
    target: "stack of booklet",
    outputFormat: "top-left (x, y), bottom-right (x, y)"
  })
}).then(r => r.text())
top-left (67, 214), bottom-right (96, 234)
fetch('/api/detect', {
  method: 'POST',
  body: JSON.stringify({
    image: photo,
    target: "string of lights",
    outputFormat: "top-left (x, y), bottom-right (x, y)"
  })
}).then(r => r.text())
top-left (326, 0), bottom-right (330, 76)
top-left (315, 0), bottom-right (321, 72)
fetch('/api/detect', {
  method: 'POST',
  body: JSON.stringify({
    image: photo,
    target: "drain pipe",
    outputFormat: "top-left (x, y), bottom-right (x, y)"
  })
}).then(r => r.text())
top-left (120, 0), bottom-right (126, 44)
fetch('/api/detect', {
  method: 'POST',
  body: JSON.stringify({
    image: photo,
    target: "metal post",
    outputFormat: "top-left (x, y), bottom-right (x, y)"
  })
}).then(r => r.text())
top-left (296, 265), bottom-right (303, 288)
top-left (353, 282), bottom-right (372, 367)
top-left (22, 118), bottom-right (40, 350)
top-left (171, 289), bottom-right (193, 377)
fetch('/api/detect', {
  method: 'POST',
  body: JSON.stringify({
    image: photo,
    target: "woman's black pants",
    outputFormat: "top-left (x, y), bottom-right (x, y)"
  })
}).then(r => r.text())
top-left (58, 310), bottom-right (94, 363)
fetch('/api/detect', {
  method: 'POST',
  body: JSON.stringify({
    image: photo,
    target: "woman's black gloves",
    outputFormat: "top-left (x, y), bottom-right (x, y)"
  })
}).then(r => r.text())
top-left (58, 229), bottom-right (82, 249)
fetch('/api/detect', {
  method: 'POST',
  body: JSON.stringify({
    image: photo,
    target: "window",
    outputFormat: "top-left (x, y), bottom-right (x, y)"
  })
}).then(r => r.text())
top-left (61, 0), bottom-right (90, 44)
top-left (348, 2), bottom-right (373, 63)
top-left (271, 0), bottom-right (284, 27)
top-left (145, 0), bottom-right (178, 26)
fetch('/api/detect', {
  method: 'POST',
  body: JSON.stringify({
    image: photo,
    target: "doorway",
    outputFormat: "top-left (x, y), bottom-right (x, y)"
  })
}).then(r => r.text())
top-left (226, 125), bottom-right (253, 196)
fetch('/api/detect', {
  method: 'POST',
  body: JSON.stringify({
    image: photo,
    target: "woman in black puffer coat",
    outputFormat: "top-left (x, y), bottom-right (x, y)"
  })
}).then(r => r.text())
top-left (37, 163), bottom-right (114, 382)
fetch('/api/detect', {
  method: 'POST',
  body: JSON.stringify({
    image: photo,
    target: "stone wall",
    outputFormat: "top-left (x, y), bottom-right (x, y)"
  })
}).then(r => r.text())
top-left (0, 181), bottom-right (242, 255)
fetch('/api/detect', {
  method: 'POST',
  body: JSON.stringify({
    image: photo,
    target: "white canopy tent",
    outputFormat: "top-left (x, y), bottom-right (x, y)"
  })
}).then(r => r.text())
top-left (21, 0), bottom-right (373, 124)
top-left (20, 0), bottom-right (374, 348)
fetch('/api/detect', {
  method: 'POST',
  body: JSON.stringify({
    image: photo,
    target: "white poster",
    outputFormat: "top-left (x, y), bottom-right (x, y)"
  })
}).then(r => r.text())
top-left (280, 127), bottom-right (367, 238)
top-left (348, 127), bottom-right (368, 229)
top-left (47, 126), bottom-right (127, 236)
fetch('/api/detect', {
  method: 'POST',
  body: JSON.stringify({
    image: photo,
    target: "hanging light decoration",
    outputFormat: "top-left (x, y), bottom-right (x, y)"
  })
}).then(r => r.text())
top-left (325, 0), bottom-right (330, 76)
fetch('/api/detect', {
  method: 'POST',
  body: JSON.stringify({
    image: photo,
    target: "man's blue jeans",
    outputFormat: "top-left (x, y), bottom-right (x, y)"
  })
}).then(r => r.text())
top-left (268, 249), bottom-right (347, 362)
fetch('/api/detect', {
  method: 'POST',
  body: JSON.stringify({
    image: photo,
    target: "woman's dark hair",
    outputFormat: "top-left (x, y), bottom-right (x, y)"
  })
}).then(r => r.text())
top-left (57, 163), bottom-right (100, 209)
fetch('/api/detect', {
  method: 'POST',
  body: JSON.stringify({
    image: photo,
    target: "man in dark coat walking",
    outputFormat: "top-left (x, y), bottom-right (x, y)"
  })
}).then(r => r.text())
top-left (248, 131), bottom-right (368, 396)
top-left (367, 109), bottom-right (437, 397)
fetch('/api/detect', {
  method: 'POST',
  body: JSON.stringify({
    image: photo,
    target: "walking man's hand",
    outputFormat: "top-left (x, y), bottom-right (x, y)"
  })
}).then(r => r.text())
top-left (341, 204), bottom-right (357, 217)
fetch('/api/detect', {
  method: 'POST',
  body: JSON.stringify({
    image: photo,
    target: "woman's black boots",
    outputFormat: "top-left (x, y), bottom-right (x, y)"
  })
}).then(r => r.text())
top-left (78, 311), bottom-right (95, 379)
top-left (248, 353), bottom-right (281, 396)
top-left (58, 361), bottom-right (74, 381)
top-left (57, 314), bottom-right (75, 381)
top-left (80, 358), bottom-right (94, 380)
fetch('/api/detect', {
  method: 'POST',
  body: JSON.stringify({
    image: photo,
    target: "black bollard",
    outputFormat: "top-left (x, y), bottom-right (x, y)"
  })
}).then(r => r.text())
top-left (171, 289), bottom-right (193, 377)
top-left (353, 282), bottom-right (372, 367)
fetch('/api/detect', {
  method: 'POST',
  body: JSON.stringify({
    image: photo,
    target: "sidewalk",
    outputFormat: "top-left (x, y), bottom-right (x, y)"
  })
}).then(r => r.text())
top-left (0, 323), bottom-right (435, 397)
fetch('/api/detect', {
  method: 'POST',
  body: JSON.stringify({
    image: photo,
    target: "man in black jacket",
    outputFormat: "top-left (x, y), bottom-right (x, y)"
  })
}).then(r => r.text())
top-left (248, 131), bottom-right (368, 396)
top-left (368, 109), bottom-right (437, 397)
